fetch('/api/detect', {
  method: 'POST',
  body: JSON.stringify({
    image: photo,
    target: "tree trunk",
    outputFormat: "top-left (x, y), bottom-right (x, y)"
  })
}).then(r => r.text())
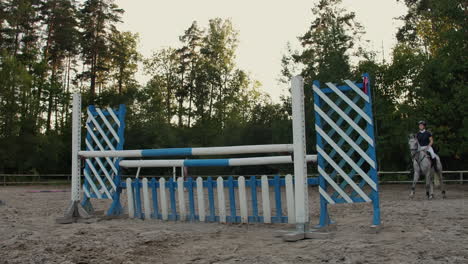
top-left (46, 61), bottom-right (57, 133)
top-left (166, 73), bottom-right (172, 124)
top-left (178, 99), bottom-right (183, 127)
top-left (46, 94), bottom-right (53, 133)
top-left (188, 82), bottom-right (193, 127)
top-left (90, 58), bottom-right (96, 100)
top-left (118, 66), bottom-right (124, 94)
top-left (37, 22), bottom-right (53, 129)
top-left (209, 83), bottom-right (214, 119)
top-left (178, 71), bottom-right (185, 127)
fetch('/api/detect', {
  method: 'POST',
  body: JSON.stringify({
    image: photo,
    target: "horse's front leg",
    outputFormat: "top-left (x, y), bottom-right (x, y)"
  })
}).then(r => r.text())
top-left (410, 169), bottom-right (420, 199)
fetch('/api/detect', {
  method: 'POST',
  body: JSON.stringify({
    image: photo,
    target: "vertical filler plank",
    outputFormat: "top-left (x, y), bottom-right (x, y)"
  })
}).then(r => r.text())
top-left (142, 178), bottom-right (151, 220)
top-left (159, 178), bottom-right (168, 220)
top-left (196, 177), bottom-right (206, 222)
top-left (285, 174), bottom-right (295, 224)
top-left (227, 176), bottom-right (237, 223)
top-left (238, 176), bottom-right (248, 223)
top-left (150, 178), bottom-right (160, 219)
top-left (126, 178), bottom-right (134, 218)
top-left (177, 177), bottom-right (186, 221)
top-left (217, 177), bottom-right (226, 223)
top-left (261, 175), bottom-right (271, 224)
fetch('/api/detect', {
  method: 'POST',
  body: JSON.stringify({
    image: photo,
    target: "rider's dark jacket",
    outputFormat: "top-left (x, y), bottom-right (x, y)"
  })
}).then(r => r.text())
top-left (416, 130), bottom-right (432, 146)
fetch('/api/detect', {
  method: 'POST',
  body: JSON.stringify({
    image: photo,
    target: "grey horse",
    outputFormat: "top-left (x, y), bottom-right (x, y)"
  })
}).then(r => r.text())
top-left (408, 134), bottom-right (446, 199)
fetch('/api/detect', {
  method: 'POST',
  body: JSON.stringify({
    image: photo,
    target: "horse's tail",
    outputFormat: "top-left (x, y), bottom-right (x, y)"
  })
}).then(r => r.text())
top-left (434, 157), bottom-right (443, 187)
top-left (434, 170), bottom-right (441, 186)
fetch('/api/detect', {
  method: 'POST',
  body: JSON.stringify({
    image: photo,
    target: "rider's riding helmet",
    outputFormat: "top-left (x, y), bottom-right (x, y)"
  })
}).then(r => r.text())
top-left (418, 120), bottom-right (427, 127)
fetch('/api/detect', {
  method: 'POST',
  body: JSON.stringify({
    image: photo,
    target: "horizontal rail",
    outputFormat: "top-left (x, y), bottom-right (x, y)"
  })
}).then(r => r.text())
top-left (378, 170), bottom-right (468, 174)
top-left (2, 171), bottom-right (466, 177)
top-left (380, 180), bottom-right (468, 184)
top-left (1, 170), bottom-right (466, 186)
top-left (120, 155), bottom-right (317, 168)
top-left (79, 144), bottom-right (294, 158)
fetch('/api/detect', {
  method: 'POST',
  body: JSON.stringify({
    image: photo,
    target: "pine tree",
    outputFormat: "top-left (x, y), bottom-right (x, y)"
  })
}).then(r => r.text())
top-left (178, 21), bottom-right (203, 127)
top-left (108, 30), bottom-right (140, 94)
top-left (40, 0), bottom-right (79, 132)
top-left (79, 0), bottom-right (123, 100)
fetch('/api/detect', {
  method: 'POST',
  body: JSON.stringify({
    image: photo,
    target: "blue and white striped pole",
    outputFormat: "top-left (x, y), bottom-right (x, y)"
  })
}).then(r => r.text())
top-left (119, 155), bottom-right (317, 168)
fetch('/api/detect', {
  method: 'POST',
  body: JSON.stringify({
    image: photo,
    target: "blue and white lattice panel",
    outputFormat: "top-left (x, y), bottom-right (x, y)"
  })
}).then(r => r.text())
top-left (83, 105), bottom-right (126, 200)
top-left (313, 74), bottom-right (381, 226)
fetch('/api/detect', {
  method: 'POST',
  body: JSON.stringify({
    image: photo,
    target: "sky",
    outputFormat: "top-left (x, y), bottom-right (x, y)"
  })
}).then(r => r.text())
top-left (115, 0), bottom-right (408, 101)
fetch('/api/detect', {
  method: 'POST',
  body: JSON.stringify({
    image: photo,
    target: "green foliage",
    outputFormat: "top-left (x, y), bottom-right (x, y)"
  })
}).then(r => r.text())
top-left (392, 0), bottom-right (468, 168)
top-left (280, 0), bottom-right (367, 163)
top-left (0, 0), bottom-right (466, 174)
top-left (78, 0), bottom-right (124, 99)
top-left (109, 30), bottom-right (140, 94)
top-left (280, 0), bottom-right (467, 170)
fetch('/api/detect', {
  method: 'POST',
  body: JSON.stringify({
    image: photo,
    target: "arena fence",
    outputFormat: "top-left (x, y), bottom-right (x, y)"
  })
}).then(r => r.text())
top-left (1, 171), bottom-right (467, 186)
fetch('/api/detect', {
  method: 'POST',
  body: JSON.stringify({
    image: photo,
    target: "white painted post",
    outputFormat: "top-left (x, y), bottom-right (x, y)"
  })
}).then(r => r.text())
top-left (196, 177), bottom-right (206, 222)
top-left (238, 176), bottom-right (248, 223)
top-left (173, 166), bottom-right (176, 182)
top-left (126, 178), bottom-right (135, 218)
top-left (177, 177), bottom-right (186, 221)
top-left (159, 178), bottom-right (168, 220)
top-left (261, 175), bottom-right (271, 224)
top-left (291, 75), bottom-right (309, 232)
top-left (57, 93), bottom-right (93, 223)
top-left (71, 93), bottom-right (81, 202)
top-left (142, 178), bottom-right (151, 220)
top-left (217, 177), bottom-right (226, 223)
top-left (285, 174), bottom-right (296, 224)
top-left (135, 166), bottom-right (141, 179)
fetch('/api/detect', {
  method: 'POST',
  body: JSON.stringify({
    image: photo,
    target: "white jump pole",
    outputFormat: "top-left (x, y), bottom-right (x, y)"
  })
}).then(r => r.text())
top-left (71, 93), bottom-right (81, 203)
top-left (57, 92), bottom-right (92, 223)
top-left (286, 75), bottom-right (310, 240)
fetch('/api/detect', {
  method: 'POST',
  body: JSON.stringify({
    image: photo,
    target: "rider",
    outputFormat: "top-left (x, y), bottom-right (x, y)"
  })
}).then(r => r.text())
top-left (416, 121), bottom-right (437, 169)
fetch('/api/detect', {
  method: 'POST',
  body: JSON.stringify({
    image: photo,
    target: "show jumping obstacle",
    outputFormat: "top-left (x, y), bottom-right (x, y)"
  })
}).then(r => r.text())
top-left (58, 74), bottom-right (381, 240)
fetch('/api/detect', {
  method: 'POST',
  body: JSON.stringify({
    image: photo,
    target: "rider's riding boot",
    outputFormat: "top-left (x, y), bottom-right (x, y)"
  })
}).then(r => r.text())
top-left (432, 158), bottom-right (437, 170)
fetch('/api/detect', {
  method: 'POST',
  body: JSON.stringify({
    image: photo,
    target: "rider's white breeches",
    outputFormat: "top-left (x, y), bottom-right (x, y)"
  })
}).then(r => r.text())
top-left (420, 146), bottom-right (436, 159)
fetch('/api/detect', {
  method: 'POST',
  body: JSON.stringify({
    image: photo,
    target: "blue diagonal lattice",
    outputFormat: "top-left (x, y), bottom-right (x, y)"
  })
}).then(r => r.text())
top-left (83, 105), bottom-right (126, 201)
top-left (313, 73), bottom-right (381, 227)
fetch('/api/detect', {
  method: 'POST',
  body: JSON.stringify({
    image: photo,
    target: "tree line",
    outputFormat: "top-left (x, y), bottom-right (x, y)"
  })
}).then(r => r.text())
top-left (0, 0), bottom-right (466, 175)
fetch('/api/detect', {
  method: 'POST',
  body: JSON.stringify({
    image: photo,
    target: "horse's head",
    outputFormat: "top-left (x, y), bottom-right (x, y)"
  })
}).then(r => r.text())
top-left (408, 133), bottom-right (419, 152)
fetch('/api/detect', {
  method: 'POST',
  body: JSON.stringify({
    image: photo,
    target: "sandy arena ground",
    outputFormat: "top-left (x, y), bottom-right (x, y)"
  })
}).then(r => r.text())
top-left (0, 184), bottom-right (467, 264)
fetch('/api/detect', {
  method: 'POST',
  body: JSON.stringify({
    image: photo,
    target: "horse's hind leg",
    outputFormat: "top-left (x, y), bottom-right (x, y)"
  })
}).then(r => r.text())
top-left (437, 159), bottom-right (446, 198)
top-left (437, 167), bottom-right (446, 199)
top-left (426, 171), bottom-right (434, 200)
top-left (429, 178), bottom-right (434, 199)
top-left (437, 172), bottom-right (446, 198)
